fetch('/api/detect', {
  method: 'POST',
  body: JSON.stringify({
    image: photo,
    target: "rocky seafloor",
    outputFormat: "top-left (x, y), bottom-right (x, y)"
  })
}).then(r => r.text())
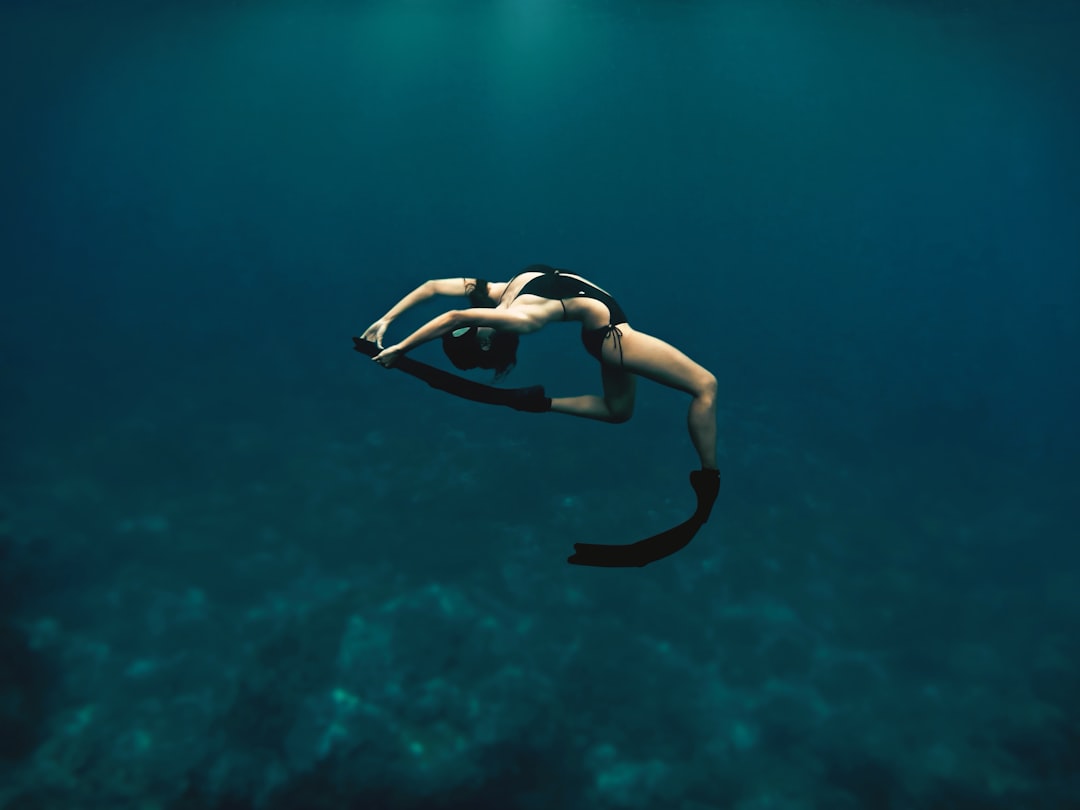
top-left (2, 406), bottom-right (1077, 810)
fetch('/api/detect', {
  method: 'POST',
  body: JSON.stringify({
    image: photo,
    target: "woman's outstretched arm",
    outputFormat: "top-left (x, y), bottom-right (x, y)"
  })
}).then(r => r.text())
top-left (372, 308), bottom-right (539, 366)
top-left (362, 278), bottom-right (487, 347)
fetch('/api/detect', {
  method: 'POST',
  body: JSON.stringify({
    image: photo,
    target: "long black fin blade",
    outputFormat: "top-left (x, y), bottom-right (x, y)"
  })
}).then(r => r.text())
top-left (567, 516), bottom-right (704, 567)
top-left (568, 469), bottom-right (720, 568)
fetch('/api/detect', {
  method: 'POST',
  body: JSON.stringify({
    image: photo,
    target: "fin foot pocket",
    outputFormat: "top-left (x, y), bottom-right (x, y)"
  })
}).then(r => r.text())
top-left (690, 469), bottom-right (721, 523)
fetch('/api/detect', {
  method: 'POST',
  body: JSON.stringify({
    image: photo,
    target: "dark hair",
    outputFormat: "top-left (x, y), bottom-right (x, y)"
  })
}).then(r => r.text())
top-left (442, 326), bottom-right (519, 380)
top-left (466, 278), bottom-right (496, 308)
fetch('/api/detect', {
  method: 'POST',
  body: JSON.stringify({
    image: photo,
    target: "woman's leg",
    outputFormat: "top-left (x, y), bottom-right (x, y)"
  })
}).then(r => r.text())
top-left (550, 361), bottom-right (637, 423)
top-left (609, 326), bottom-right (718, 469)
top-left (549, 325), bottom-right (717, 469)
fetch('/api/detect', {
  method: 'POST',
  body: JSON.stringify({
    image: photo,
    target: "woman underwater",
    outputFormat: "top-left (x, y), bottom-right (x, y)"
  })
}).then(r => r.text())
top-left (362, 265), bottom-right (720, 566)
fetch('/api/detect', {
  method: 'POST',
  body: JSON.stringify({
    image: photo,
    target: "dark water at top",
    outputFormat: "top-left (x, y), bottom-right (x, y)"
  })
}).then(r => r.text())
top-left (2, 1), bottom-right (1078, 808)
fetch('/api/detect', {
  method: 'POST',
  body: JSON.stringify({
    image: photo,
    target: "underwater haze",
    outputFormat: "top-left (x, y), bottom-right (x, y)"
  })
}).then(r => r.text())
top-left (2, 0), bottom-right (1079, 807)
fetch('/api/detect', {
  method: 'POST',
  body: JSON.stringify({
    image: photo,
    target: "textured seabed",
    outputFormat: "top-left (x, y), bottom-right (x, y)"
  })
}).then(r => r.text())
top-left (2, 391), bottom-right (1076, 810)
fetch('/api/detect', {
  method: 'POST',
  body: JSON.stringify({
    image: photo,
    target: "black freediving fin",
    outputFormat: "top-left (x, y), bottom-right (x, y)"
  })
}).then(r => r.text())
top-left (568, 469), bottom-right (720, 568)
top-left (353, 337), bottom-right (551, 412)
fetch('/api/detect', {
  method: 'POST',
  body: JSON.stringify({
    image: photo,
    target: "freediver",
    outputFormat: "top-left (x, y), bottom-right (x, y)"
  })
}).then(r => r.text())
top-left (358, 265), bottom-right (720, 566)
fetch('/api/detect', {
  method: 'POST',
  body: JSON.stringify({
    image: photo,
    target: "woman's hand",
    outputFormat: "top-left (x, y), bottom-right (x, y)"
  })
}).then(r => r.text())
top-left (361, 318), bottom-right (392, 348)
top-left (372, 344), bottom-right (404, 368)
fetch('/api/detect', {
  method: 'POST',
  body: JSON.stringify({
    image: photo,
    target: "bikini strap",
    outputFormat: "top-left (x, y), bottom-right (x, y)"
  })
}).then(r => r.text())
top-left (604, 323), bottom-right (625, 366)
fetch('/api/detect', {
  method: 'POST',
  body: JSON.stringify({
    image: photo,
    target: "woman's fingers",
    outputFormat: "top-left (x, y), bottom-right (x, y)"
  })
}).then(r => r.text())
top-left (372, 346), bottom-right (399, 368)
top-left (361, 322), bottom-right (387, 348)
top-left (369, 322), bottom-right (387, 348)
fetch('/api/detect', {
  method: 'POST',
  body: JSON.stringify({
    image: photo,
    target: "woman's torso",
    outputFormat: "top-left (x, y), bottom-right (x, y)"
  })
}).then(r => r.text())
top-left (493, 267), bottom-right (627, 331)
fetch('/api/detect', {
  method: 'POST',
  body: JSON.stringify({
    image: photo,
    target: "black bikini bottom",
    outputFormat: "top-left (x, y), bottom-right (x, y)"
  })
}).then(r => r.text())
top-left (582, 322), bottom-right (628, 365)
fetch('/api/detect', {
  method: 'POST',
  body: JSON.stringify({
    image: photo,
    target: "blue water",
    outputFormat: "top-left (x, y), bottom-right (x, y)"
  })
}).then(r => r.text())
top-left (3, 1), bottom-right (1079, 808)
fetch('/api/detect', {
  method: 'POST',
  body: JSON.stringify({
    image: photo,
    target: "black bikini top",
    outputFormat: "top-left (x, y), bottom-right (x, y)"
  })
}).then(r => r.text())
top-left (510, 265), bottom-right (628, 325)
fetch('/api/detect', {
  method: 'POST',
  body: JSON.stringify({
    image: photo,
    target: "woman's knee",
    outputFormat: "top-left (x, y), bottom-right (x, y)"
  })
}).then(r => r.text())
top-left (697, 372), bottom-right (717, 401)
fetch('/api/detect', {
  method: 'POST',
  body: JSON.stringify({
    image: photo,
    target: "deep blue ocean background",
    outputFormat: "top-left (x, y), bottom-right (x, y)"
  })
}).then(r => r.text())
top-left (2, 1), bottom-right (1079, 808)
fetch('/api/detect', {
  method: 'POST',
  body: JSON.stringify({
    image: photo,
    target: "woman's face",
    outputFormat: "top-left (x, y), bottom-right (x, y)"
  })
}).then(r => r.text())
top-left (476, 326), bottom-right (496, 351)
